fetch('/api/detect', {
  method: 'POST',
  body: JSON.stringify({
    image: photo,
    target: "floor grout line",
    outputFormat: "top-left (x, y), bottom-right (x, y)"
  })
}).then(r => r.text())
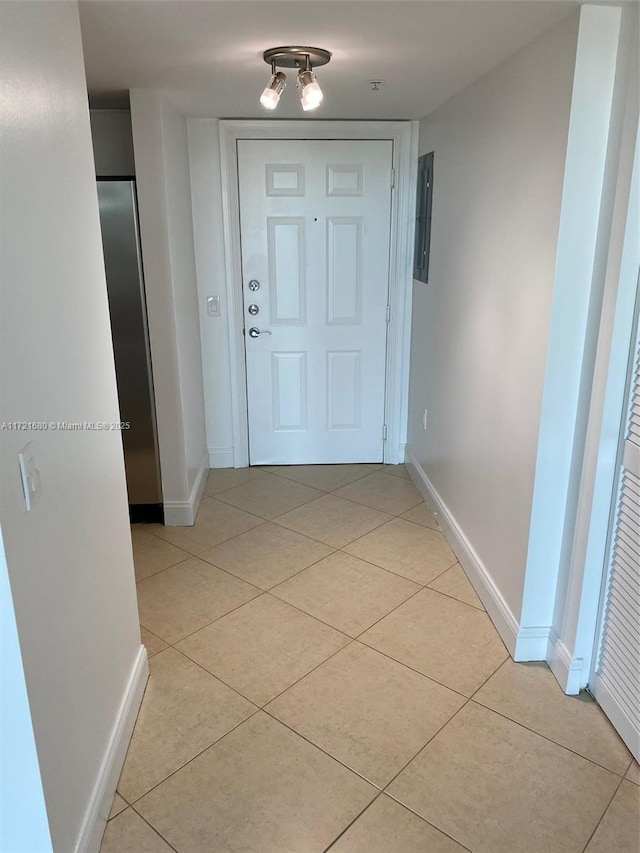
top-left (353, 582), bottom-right (432, 634)
top-left (467, 658), bottom-right (635, 777)
top-left (423, 580), bottom-right (486, 611)
top-left (261, 704), bottom-right (382, 789)
top-left (124, 707), bottom-right (263, 808)
top-left (344, 639), bottom-right (474, 702)
top-left (257, 638), bottom-right (358, 709)
top-left (320, 788), bottom-right (470, 853)
top-left (125, 805), bottom-right (181, 853)
top-left (200, 541), bottom-right (340, 593)
top-left (264, 480), bottom-right (435, 548)
top-left (339, 552), bottom-right (458, 591)
top-left (381, 647), bottom-right (514, 791)
top-left (468, 696), bottom-right (631, 779)
top-left (268, 513), bottom-right (394, 550)
top-left (213, 485), bottom-right (328, 518)
top-left (365, 649), bottom-right (523, 852)
top-left (139, 495), bottom-right (272, 545)
top-left (268, 554), bottom-right (423, 613)
top-left (623, 756), bottom-right (637, 780)
top-left (140, 584), bottom-right (264, 647)
top-left (134, 555), bottom-right (195, 585)
top-left (163, 644), bottom-right (262, 707)
top-left (380, 791), bottom-right (474, 852)
top-left (377, 700), bottom-right (474, 841)
top-left (166, 600), bottom-right (354, 709)
top-left (322, 792), bottom-right (387, 852)
top-left (579, 772), bottom-right (626, 853)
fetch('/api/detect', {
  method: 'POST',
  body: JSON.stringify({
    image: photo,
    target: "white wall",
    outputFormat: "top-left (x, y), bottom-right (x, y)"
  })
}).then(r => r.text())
top-left (0, 2), bottom-right (145, 850)
top-left (187, 120), bottom-right (237, 468)
top-left (405, 11), bottom-right (579, 647)
top-left (130, 90), bottom-right (208, 522)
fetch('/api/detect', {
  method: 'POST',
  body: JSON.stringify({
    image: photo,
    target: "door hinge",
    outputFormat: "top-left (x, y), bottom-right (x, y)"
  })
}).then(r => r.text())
top-left (386, 305), bottom-right (391, 323)
top-left (382, 424), bottom-right (388, 441)
top-left (390, 169), bottom-right (395, 189)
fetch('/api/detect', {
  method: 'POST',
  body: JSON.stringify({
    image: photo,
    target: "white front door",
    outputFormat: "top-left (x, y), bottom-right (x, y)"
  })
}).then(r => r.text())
top-left (237, 138), bottom-right (393, 465)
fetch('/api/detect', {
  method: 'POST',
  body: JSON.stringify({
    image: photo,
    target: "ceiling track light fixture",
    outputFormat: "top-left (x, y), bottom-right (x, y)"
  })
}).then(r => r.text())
top-left (260, 46), bottom-right (331, 112)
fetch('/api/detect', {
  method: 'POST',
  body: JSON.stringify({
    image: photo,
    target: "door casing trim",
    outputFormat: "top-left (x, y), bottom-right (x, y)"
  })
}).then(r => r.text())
top-left (219, 119), bottom-right (419, 467)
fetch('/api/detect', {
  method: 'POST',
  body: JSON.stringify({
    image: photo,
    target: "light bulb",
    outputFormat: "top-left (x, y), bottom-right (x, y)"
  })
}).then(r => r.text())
top-left (298, 69), bottom-right (323, 111)
top-left (260, 71), bottom-right (286, 110)
top-left (260, 87), bottom-right (279, 110)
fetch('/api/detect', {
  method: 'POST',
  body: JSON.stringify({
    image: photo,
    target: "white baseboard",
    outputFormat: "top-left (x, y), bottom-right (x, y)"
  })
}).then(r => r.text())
top-left (405, 446), bottom-right (520, 657)
top-left (75, 645), bottom-right (149, 853)
top-left (191, 450), bottom-right (209, 514)
top-left (547, 630), bottom-right (585, 694)
top-left (163, 502), bottom-right (195, 526)
top-left (163, 451), bottom-right (209, 526)
top-left (209, 447), bottom-right (234, 469)
top-left (513, 625), bottom-right (552, 662)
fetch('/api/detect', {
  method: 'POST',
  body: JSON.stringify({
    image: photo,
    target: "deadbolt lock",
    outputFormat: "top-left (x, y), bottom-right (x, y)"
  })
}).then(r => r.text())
top-left (248, 280), bottom-right (260, 291)
top-left (248, 304), bottom-right (259, 315)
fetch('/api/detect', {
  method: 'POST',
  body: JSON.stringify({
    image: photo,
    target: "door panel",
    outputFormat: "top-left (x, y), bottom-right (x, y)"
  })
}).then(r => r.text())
top-left (327, 351), bottom-right (362, 430)
top-left (238, 139), bottom-right (393, 465)
top-left (267, 217), bottom-right (306, 323)
top-left (327, 217), bottom-right (363, 325)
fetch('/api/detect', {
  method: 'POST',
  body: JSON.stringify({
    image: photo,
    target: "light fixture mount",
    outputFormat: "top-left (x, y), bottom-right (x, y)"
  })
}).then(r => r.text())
top-left (260, 46), bottom-right (330, 112)
top-left (263, 46), bottom-right (331, 70)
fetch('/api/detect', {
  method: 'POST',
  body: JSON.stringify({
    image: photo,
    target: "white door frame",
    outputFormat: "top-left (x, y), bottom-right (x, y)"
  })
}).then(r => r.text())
top-left (219, 120), bottom-right (419, 468)
top-left (548, 118), bottom-right (639, 694)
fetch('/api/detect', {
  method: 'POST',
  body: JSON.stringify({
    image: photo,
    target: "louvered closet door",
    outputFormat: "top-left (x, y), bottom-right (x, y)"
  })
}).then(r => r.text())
top-left (592, 317), bottom-right (640, 762)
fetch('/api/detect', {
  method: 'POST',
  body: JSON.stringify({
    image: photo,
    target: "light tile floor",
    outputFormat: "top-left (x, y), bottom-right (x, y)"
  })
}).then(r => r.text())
top-left (102, 464), bottom-right (640, 853)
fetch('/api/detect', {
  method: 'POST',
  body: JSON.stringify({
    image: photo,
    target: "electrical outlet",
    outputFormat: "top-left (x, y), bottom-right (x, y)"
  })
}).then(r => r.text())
top-left (422, 408), bottom-right (428, 430)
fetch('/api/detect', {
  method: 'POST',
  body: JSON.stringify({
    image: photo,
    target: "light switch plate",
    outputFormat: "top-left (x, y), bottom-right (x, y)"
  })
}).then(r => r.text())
top-left (207, 295), bottom-right (221, 317)
top-left (18, 442), bottom-right (42, 511)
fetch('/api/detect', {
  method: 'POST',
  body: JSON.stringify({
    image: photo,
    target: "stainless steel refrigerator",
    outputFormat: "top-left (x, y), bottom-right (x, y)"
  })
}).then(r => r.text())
top-left (97, 179), bottom-right (163, 522)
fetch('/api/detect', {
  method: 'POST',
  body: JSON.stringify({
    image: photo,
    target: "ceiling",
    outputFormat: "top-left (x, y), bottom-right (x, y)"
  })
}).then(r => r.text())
top-left (79, 0), bottom-right (576, 120)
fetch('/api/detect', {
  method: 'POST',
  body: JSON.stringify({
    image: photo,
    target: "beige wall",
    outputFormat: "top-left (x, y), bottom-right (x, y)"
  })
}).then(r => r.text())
top-left (130, 90), bottom-right (208, 523)
top-left (406, 12), bottom-right (579, 623)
